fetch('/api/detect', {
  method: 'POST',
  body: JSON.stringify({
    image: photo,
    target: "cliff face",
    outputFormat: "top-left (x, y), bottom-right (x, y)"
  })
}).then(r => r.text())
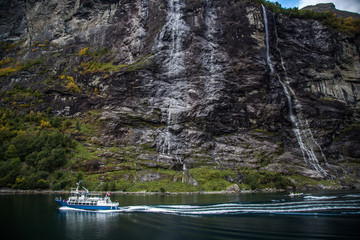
top-left (1, 0), bottom-right (359, 188)
top-left (302, 3), bottom-right (360, 19)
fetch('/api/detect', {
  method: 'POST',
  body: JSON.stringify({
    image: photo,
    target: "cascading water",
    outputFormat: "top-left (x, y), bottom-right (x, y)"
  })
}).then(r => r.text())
top-left (203, 0), bottom-right (227, 167)
top-left (154, 0), bottom-right (189, 171)
top-left (203, 0), bottom-right (225, 103)
top-left (261, 5), bottom-right (327, 177)
top-left (165, 0), bottom-right (188, 77)
top-left (136, 0), bottom-right (149, 53)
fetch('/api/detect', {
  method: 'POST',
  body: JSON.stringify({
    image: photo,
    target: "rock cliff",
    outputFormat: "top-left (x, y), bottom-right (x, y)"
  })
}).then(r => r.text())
top-left (302, 3), bottom-right (360, 19)
top-left (0, 0), bottom-right (359, 190)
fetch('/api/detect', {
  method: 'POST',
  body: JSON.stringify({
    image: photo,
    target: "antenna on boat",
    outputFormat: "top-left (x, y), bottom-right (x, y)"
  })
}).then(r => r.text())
top-left (82, 186), bottom-right (89, 194)
top-left (75, 180), bottom-right (86, 192)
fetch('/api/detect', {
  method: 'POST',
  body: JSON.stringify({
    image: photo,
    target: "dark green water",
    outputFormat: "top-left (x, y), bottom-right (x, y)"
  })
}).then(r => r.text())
top-left (1, 191), bottom-right (360, 239)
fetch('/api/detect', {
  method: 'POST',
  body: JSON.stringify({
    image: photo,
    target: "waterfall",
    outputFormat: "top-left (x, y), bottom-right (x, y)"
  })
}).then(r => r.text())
top-left (166, 0), bottom-right (188, 77)
top-left (136, 0), bottom-right (149, 53)
top-left (203, 0), bottom-right (227, 167)
top-left (203, 0), bottom-right (225, 103)
top-left (154, 0), bottom-right (189, 168)
top-left (261, 5), bottom-right (327, 177)
top-left (212, 147), bottom-right (221, 168)
top-left (262, 6), bottom-right (274, 74)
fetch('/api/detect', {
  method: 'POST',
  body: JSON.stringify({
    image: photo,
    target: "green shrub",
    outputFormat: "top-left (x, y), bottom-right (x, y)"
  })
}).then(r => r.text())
top-left (189, 167), bottom-right (233, 191)
top-left (242, 170), bottom-right (292, 190)
top-left (101, 181), bottom-right (117, 191)
top-left (0, 108), bottom-right (76, 189)
top-left (51, 179), bottom-right (72, 190)
top-left (36, 179), bottom-right (49, 189)
top-left (21, 58), bottom-right (45, 70)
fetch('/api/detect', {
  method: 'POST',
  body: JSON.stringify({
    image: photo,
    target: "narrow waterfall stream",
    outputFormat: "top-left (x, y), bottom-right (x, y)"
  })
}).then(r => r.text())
top-left (155, 0), bottom-right (189, 171)
top-left (203, 0), bottom-right (227, 167)
top-left (203, 0), bottom-right (225, 103)
top-left (136, 0), bottom-right (149, 53)
top-left (261, 5), bottom-right (327, 177)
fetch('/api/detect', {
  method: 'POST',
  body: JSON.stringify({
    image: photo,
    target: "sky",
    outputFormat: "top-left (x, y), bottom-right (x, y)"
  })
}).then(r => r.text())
top-left (269, 0), bottom-right (360, 13)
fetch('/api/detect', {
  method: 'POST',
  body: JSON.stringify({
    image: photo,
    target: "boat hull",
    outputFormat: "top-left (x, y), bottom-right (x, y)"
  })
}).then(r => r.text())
top-left (55, 200), bottom-right (118, 210)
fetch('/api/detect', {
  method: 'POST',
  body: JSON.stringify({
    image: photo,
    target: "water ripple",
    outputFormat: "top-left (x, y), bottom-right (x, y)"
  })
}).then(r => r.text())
top-left (59, 193), bottom-right (360, 216)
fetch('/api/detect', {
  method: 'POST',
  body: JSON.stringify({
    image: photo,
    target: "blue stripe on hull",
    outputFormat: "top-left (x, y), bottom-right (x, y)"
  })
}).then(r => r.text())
top-left (66, 204), bottom-right (116, 210)
top-left (55, 200), bottom-right (117, 210)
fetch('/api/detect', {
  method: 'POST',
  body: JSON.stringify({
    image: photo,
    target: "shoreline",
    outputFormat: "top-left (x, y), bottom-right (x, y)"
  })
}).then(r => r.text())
top-left (0, 188), bottom-right (284, 195)
top-left (0, 186), bottom-right (351, 195)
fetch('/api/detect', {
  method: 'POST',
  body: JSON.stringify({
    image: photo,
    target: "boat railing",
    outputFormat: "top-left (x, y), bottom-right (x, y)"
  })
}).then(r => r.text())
top-left (71, 188), bottom-right (88, 194)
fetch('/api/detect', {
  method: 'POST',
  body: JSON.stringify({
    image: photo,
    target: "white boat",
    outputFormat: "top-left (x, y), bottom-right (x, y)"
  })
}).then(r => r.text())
top-left (55, 181), bottom-right (119, 210)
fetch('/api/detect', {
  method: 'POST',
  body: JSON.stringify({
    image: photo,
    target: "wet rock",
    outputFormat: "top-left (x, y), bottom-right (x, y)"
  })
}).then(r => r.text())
top-left (136, 171), bottom-right (164, 183)
top-left (226, 184), bottom-right (241, 193)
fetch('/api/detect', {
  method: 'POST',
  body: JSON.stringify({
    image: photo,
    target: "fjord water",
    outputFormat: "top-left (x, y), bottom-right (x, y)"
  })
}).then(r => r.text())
top-left (1, 191), bottom-right (360, 240)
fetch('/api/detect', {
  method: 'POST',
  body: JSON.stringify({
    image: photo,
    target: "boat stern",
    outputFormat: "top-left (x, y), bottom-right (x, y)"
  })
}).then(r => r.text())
top-left (55, 198), bottom-right (68, 207)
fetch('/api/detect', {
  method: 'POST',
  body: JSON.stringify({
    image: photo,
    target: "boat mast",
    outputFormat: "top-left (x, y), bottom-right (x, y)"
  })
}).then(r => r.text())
top-left (75, 181), bottom-right (80, 192)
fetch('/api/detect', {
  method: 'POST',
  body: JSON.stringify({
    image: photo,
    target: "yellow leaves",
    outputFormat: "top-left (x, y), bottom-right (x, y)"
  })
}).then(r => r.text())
top-left (29, 41), bottom-right (49, 52)
top-left (66, 81), bottom-right (81, 93)
top-left (0, 57), bottom-right (21, 77)
top-left (15, 177), bottom-right (25, 185)
top-left (36, 111), bottom-right (43, 118)
top-left (37, 179), bottom-right (48, 187)
top-left (0, 113), bottom-right (7, 122)
top-left (61, 75), bottom-right (81, 93)
top-left (40, 119), bottom-right (52, 129)
top-left (78, 47), bottom-right (89, 56)
top-left (344, 17), bottom-right (353, 23)
top-left (0, 65), bottom-right (21, 76)
top-left (0, 57), bottom-right (44, 77)
top-left (61, 74), bottom-right (74, 82)
top-left (67, 76), bottom-right (75, 82)
top-left (341, 17), bottom-right (360, 35)
top-left (0, 57), bottom-right (14, 67)
top-left (77, 61), bottom-right (123, 74)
